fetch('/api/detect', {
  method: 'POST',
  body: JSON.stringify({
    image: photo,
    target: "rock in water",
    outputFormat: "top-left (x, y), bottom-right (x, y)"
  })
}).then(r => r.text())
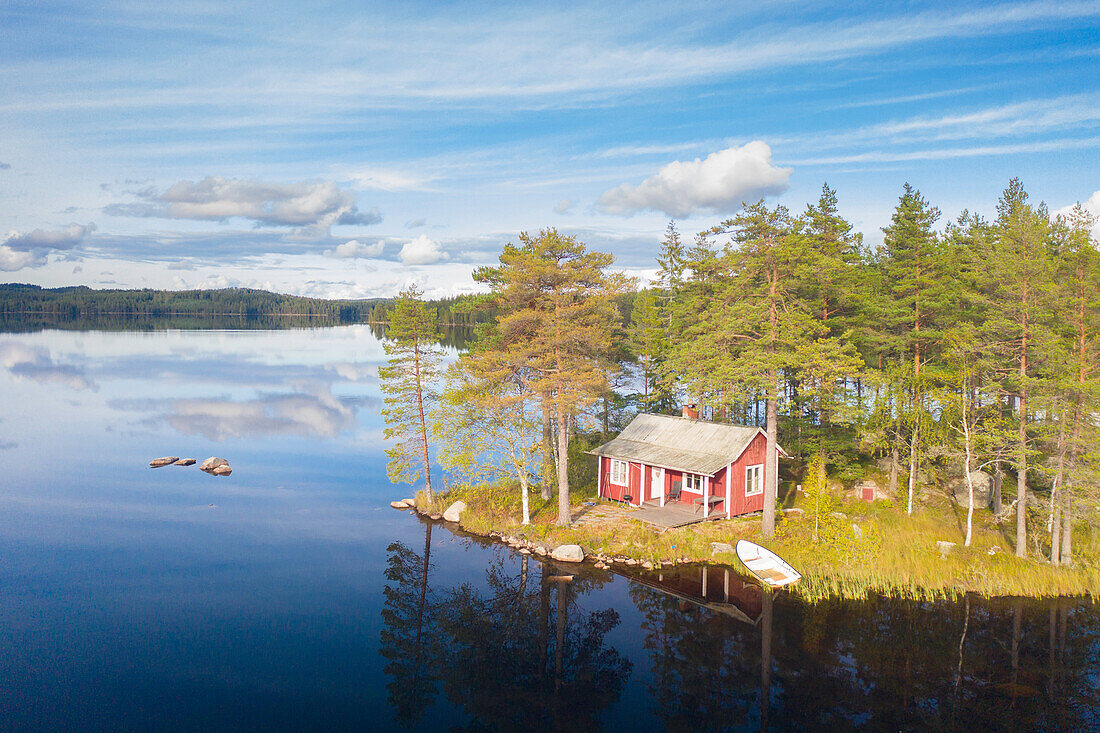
top-left (211, 464), bottom-right (232, 476)
top-left (442, 500), bottom-right (467, 523)
top-left (149, 456), bottom-right (179, 468)
top-left (200, 457), bottom-right (229, 473)
top-left (174, 458), bottom-right (196, 466)
top-left (550, 544), bottom-right (585, 563)
top-left (390, 500), bottom-right (410, 509)
top-left (710, 542), bottom-right (735, 555)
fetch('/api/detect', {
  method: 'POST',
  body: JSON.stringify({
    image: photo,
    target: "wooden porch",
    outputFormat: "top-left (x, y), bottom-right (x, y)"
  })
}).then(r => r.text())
top-left (630, 499), bottom-right (724, 529)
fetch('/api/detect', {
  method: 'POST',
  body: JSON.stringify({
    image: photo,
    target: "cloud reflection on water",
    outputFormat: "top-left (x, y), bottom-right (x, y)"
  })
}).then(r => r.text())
top-left (0, 342), bottom-right (98, 391)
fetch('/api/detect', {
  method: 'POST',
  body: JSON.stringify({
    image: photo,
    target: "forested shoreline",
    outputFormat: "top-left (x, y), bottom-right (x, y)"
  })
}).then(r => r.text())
top-left (0, 284), bottom-right (493, 327)
top-left (375, 179), bottom-right (1098, 595)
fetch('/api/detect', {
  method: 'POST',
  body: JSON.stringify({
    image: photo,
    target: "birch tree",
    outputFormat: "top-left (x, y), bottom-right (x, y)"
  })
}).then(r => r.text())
top-left (434, 354), bottom-right (542, 524)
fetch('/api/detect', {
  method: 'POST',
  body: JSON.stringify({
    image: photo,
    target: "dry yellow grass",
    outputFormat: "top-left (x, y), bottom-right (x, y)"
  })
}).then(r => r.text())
top-left (425, 481), bottom-right (1099, 601)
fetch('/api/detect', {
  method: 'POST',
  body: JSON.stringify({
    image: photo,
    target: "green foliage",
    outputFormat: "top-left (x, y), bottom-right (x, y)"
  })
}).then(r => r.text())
top-left (379, 287), bottom-right (444, 497)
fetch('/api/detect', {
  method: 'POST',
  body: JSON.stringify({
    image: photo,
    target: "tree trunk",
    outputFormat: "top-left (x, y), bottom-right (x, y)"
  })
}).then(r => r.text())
top-left (962, 389), bottom-right (975, 547)
top-left (413, 340), bottom-right (433, 502)
top-left (763, 387), bottom-right (778, 537)
top-left (888, 446), bottom-right (899, 497)
top-left (907, 415), bottom-right (918, 515)
top-left (1060, 489), bottom-right (1072, 565)
top-left (556, 406), bottom-right (571, 526)
top-left (1017, 390), bottom-right (1027, 559)
top-left (1051, 422), bottom-right (1065, 563)
top-left (541, 394), bottom-right (553, 501)
top-left (519, 469), bottom-right (531, 526)
top-left (993, 460), bottom-right (1003, 515)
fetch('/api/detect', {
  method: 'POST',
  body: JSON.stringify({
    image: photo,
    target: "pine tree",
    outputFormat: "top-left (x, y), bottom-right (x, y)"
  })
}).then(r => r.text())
top-left (629, 288), bottom-right (674, 412)
top-left (1054, 203), bottom-right (1100, 564)
top-left (983, 179), bottom-right (1058, 557)
top-left (474, 229), bottom-right (631, 526)
top-left (671, 200), bottom-right (860, 537)
top-left (876, 183), bottom-right (952, 515)
top-left (379, 286), bottom-right (443, 502)
top-left (655, 221), bottom-right (686, 329)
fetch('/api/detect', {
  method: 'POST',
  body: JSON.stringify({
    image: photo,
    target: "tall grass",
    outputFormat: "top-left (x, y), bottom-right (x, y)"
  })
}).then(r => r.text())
top-left (427, 481), bottom-right (1099, 601)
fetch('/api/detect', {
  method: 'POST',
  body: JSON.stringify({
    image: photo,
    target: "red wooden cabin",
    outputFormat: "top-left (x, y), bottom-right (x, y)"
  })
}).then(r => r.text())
top-left (590, 408), bottom-right (787, 519)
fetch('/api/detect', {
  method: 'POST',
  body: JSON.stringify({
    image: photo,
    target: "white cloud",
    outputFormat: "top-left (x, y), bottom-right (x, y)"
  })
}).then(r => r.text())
top-left (327, 239), bottom-right (385, 259)
top-left (346, 167), bottom-right (432, 191)
top-left (0, 222), bottom-right (95, 271)
top-left (104, 176), bottom-right (382, 231)
top-left (597, 141), bottom-right (791, 218)
top-left (554, 199), bottom-right (574, 214)
top-left (399, 234), bottom-right (448, 265)
top-left (1056, 190), bottom-right (1100, 239)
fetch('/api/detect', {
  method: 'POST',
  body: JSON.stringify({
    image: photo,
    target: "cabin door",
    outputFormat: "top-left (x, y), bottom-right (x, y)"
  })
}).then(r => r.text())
top-left (650, 466), bottom-right (663, 500)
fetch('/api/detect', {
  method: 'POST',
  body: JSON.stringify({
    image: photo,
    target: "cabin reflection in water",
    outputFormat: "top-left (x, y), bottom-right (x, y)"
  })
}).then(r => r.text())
top-left (626, 563), bottom-right (764, 625)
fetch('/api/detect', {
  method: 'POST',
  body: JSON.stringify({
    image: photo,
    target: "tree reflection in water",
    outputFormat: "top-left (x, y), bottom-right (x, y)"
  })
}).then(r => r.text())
top-left (628, 563), bottom-right (1099, 731)
top-left (380, 525), bottom-right (631, 730)
top-left (381, 533), bottom-right (1097, 731)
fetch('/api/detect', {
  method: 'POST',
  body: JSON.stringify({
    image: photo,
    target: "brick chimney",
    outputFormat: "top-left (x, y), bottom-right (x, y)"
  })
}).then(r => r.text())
top-left (682, 404), bottom-right (699, 420)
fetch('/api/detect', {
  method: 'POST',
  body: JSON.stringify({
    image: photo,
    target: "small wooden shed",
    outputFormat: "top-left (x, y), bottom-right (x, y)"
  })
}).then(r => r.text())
top-left (590, 410), bottom-right (786, 519)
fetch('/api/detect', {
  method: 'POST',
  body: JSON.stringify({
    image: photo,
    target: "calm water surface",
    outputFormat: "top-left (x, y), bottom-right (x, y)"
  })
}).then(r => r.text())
top-left (1, 327), bottom-right (1096, 731)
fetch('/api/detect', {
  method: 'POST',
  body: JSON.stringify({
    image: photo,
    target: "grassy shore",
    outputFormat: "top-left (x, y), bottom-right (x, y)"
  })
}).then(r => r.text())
top-left (421, 481), bottom-right (1099, 602)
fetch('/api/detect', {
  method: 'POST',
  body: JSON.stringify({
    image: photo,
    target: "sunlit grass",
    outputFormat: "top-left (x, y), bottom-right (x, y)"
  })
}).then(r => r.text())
top-left (421, 480), bottom-right (1099, 601)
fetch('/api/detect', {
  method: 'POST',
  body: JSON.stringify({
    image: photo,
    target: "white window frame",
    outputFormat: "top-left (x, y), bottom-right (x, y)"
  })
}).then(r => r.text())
top-left (610, 459), bottom-right (628, 486)
top-left (745, 464), bottom-right (764, 497)
top-left (683, 472), bottom-right (704, 493)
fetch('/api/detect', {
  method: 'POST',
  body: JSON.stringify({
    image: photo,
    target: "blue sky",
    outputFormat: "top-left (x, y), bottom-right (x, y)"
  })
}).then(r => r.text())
top-left (2, 1), bottom-right (1099, 297)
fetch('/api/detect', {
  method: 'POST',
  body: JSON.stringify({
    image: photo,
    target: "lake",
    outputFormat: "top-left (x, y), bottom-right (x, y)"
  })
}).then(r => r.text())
top-left (1, 325), bottom-right (1096, 731)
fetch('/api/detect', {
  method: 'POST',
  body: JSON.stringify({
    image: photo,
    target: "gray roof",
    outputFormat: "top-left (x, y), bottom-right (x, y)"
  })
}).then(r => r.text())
top-left (589, 413), bottom-right (783, 476)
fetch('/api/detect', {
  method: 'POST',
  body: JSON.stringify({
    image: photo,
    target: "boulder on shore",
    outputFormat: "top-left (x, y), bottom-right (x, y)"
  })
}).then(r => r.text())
top-left (200, 457), bottom-right (229, 473)
top-left (710, 542), bottom-right (735, 555)
top-left (149, 456), bottom-right (179, 468)
top-left (550, 544), bottom-right (585, 563)
top-left (390, 500), bottom-right (410, 509)
top-left (173, 458), bottom-right (196, 466)
top-left (442, 500), bottom-right (467, 523)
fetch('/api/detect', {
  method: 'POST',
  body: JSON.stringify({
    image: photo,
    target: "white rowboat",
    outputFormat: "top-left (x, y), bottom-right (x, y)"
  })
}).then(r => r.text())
top-left (735, 540), bottom-right (801, 588)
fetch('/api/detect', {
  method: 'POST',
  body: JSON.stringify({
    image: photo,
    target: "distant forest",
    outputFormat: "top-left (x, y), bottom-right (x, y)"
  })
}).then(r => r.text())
top-left (0, 283), bottom-right (496, 328)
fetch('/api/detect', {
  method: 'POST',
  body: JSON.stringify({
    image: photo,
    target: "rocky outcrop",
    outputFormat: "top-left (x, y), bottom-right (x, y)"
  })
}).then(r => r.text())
top-left (948, 471), bottom-right (993, 508)
top-left (149, 456), bottom-right (179, 468)
top-left (443, 500), bottom-right (467, 523)
top-left (550, 544), bottom-right (585, 563)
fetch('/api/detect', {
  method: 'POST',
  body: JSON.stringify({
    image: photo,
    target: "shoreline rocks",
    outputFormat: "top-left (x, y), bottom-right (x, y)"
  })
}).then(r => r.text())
top-left (149, 456), bottom-right (179, 468)
top-left (550, 544), bottom-right (585, 563)
top-left (173, 458), bottom-right (196, 466)
top-left (442, 500), bottom-right (467, 523)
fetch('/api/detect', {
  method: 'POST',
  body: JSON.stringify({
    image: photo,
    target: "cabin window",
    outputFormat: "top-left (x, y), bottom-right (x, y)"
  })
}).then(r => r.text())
top-left (610, 459), bottom-right (628, 486)
top-left (745, 464), bottom-right (764, 496)
top-left (684, 472), bottom-right (704, 493)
